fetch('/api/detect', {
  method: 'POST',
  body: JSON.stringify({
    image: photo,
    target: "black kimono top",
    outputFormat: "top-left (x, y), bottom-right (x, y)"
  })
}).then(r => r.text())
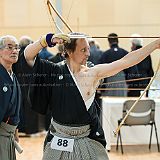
top-left (0, 64), bottom-right (21, 126)
top-left (27, 56), bottom-right (106, 147)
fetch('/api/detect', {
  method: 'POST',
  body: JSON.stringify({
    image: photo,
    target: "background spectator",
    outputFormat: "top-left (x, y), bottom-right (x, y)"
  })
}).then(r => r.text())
top-left (13, 36), bottom-right (45, 135)
top-left (129, 33), bottom-right (154, 97)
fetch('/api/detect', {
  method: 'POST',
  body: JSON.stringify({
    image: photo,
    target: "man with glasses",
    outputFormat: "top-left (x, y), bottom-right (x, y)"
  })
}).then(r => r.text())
top-left (0, 35), bottom-right (22, 160)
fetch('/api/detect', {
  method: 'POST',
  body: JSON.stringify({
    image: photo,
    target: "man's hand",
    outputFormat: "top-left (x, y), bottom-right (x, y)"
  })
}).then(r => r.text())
top-left (14, 129), bottom-right (19, 142)
top-left (40, 33), bottom-right (70, 48)
top-left (52, 33), bottom-right (71, 44)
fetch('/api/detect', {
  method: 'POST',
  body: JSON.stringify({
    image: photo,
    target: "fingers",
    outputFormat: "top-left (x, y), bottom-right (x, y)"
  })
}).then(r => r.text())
top-left (14, 129), bottom-right (19, 142)
top-left (53, 33), bottom-right (71, 44)
top-left (40, 33), bottom-right (70, 48)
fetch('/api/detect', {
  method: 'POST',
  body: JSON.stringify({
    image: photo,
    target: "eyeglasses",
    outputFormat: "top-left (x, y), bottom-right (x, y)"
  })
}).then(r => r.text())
top-left (4, 45), bottom-right (20, 52)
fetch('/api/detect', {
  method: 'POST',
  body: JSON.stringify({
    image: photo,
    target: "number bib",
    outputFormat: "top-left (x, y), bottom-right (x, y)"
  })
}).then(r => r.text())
top-left (51, 135), bottom-right (74, 152)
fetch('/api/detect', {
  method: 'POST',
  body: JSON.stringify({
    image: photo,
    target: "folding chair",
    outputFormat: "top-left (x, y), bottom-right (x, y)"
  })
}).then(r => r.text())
top-left (116, 99), bottom-right (160, 154)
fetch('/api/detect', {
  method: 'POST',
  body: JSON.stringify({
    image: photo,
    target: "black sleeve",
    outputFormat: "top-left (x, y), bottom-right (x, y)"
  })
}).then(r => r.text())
top-left (88, 101), bottom-right (106, 148)
top-left (24, 55), bottom-right (59, 115)
top-left (147, 56), bottom-right (154, 77)
top-left (98, 52), bottom-right (107, 64)
top-left (0, 78), bottom-right (11, 123)
top-left (124, 65), bottom-right (140, 81)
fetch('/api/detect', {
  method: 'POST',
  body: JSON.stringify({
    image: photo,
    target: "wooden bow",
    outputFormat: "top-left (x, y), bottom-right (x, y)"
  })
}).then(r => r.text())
top-left (46, 0), bottom-right (73, 33)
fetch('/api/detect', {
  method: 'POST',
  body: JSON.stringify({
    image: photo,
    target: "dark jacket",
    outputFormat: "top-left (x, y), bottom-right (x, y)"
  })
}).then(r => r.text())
top-left (0, 64), bottom-right (21, 125)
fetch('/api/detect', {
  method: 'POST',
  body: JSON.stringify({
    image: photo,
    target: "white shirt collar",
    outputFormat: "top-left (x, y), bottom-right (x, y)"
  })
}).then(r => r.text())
top-left (7, 71), bottom-right (14, 81)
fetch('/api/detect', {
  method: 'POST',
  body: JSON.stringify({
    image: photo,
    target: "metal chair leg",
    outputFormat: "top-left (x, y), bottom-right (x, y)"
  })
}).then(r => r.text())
top-left (154, 122), bottom-right (160, 152)
top-left (149, 123), bottom-right (153, 150)
top-left (116, 120), bottom-right (121, 151)
top-left (119, 130), bottom-right (124, 154)
top-left (116, 134), bottom-right (119, 150)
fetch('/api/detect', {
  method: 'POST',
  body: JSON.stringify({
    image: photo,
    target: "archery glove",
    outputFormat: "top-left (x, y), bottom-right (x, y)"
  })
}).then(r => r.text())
top-left (39, 33), bottom-right (70, 48)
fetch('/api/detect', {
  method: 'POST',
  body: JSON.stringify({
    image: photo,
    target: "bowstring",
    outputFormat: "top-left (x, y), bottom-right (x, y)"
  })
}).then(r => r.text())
top-left (96, 100), bottom-right (116, 135)
top-left (44, 0), bottom-right (55, 33)
top-left (66, 0), bottom-right (75, 22)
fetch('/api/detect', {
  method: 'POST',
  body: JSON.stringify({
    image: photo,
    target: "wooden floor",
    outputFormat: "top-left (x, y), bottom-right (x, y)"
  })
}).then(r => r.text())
top-left (108, 144), bottom-right (160, 160)
top-left (16, 135), bottom-right (160, 160)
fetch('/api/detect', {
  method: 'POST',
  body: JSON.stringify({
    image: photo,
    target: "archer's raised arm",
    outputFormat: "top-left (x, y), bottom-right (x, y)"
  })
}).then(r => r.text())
top-left (94, 38), bottom-right (160, 80)
top-left (24, 33), bottom-right (70, 66)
